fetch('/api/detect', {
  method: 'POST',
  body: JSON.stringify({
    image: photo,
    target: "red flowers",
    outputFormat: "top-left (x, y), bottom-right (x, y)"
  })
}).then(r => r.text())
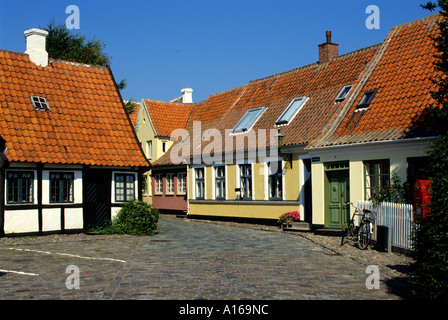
top-left (278, 211), bottom-right (300, 225)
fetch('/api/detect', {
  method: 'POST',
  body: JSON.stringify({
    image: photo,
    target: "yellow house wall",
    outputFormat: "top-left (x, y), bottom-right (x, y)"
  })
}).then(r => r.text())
top-left (310, 142), bottom-right (428, 226)
top-left (134, 104), bottom-right (174, 205)
top-left (188, 153), bottom-right (303, 220)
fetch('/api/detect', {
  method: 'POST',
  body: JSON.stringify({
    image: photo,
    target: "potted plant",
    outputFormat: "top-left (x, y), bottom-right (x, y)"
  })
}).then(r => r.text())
top-left (278, 211), bottom-right (300, 229)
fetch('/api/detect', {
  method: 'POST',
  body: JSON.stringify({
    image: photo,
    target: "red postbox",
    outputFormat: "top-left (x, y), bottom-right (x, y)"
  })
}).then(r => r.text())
top-left (413, 180), bottom-right (432, 219)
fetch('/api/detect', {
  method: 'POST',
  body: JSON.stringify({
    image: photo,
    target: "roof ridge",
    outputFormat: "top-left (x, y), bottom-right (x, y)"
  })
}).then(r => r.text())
top-left (48, 58), bottom-right (108, 70)
top-left (391, 12), bottom-right (441, 31)
top-left (143, 98), bottom-right (190, 106)
top-left (248, 43), bottom-right (383, 84)
top-left (0, 49), bottom-right (28, 57)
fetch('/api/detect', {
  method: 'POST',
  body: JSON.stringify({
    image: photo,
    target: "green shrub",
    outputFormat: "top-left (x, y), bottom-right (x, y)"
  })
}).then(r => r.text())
top-left (91, 200), bottom-right (159, 236)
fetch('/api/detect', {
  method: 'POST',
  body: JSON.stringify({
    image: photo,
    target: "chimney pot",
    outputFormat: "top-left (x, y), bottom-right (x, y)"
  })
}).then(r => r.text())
top-left (326, 30), bottom-right (332, 43)
top-left (181, 88), bottom-right (193, 103)
top-left (24, 28), bottom-right (49, 67)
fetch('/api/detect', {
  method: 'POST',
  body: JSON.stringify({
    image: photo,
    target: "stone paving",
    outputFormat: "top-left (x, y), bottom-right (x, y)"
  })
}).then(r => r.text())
top-left (0, 214), bottom-right (413, 301)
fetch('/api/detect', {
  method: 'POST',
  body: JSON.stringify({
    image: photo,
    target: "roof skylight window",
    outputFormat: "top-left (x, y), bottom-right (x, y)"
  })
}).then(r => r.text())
top-left (232, 107), bottom-right (265, 133)
top-left (31, 96), bottom-right (50, 111)
top-left (357, 89), bottom-right (377, 109)
top-left (335, 85), bottom-right (353, 102)
top-left (275, 97), bottom-right (308, 125)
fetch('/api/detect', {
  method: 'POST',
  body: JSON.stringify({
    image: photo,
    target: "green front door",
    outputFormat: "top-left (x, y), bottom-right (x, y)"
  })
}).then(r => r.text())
top-left (325, 167), bottom-right (349, 229)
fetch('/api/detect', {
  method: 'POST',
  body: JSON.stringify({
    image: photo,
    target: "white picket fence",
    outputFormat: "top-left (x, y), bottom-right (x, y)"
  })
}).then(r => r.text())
top-left (357, 200), bottom-right (415, 250)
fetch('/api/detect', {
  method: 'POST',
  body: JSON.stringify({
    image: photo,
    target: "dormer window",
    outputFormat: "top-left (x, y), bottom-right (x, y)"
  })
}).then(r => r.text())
top-left (233, 107), bottom-right (265, 133)
top-left (276, 97), bottom-right (308, 125)
top-left (357, 89), bottom-right (377, 109)
top-left (335, 85), bottom-right (353, 102)
top-left (31, 96), bottom-right (50, 111)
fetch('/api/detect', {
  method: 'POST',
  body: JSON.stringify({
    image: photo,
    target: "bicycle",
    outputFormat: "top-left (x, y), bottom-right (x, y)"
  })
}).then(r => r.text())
top-left (341, 202), bottom-right (375, 250)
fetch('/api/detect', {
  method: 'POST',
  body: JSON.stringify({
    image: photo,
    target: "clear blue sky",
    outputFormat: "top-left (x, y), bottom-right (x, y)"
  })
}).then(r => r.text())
top-left (0, 0), bottom-right (435, 103)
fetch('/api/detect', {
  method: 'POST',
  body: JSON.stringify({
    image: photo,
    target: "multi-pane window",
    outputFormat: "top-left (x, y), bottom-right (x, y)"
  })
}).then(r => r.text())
top-left (195, 168), bottom-right (205, 199)
top-left (239, 164), bottom-right (252, 200)
top-left (31, 96), bottom-right (50, 111)
top-left (268, 161), bottom-right (283, 200)
top-left (155, 174), bottom-right (163, 194)
top-left (364, 160), bottom-right (390, 200)
top-left (50, 172), bottom-right (74, 203)
top-left (115, 174), bottom-right (135, 202)
top-left (7, 171), bottom-right (34, 204)
top-left (166, 173), bottom-right (174, 194)
top-left (214, 166), bottom-right (226, 200)
top-left (177, 172), bottom-right (187, 194)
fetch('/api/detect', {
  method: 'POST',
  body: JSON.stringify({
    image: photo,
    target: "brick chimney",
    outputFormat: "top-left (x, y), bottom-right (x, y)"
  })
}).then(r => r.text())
top-left (318, 30), bottom-right (338, 64)
top-left (24, 28), bottom-right (49, 67)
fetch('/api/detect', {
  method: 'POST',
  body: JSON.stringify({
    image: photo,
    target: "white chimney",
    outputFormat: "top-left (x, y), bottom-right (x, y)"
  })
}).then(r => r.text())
top-left (181, 88), bottom-right (193, 103)
top-left (24, 28), bottom-right (49, 67)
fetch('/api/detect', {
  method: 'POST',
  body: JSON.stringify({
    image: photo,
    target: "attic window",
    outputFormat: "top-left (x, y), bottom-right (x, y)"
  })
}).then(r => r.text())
top-left (335, 85), bottom-right (353, 102)
top-left (31, 96), bottom-right (50, 111)
top-left (276, 97), bottom-right (308, 125)
top-left (233, 107), bottom-right (265, 133)
top-left (357, 90), bottom-right (377, 109)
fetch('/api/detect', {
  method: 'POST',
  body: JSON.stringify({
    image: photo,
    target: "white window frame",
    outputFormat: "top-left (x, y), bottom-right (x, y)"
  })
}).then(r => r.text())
top-left (275, 97), bottom-right (308, 126)
top-left (266, 160), bottom-right (284, 201)
top-left (237, 162), bottom-right (253, 200)
top-left (112, 171), bottom-right (137, 203)
top-left (5, 169), bottom-right (37, 205)
top-left (166, 173), bottom-right (174, 194)
top-left (213, 164), bottom-right (226, 200)
top-left (193, 166), bottom-right (206, 200)
top-left (155, 174), bottom-right (163, 195)
top-left (30, 96), bottom-right (50, 111)
top-left (177, 172), bottom-right (187, 195)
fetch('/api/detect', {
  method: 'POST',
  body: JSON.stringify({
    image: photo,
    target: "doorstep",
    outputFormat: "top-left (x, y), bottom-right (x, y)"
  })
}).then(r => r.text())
top-left (281, 222), bottom-right (311, 232)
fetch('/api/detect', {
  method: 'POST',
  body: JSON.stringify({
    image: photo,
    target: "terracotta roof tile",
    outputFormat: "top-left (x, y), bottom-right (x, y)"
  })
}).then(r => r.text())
top-left (149, 14), bottom-right (440, 165)
top-left (310, 14), bottom-right (441, 148)
top-left (0, 51), bottom-right (149, 168)
top-left (143, 99), bottom-right (194, 138)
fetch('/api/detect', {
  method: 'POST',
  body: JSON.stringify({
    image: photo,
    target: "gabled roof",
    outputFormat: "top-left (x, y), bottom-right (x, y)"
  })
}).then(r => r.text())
top-left (148, 13), bottom-right (441, 166)
top-left (142, 99), bottom-right (194, 138)
top-left (309, 14), bottom-right (441, 148)
top-left (0, 50), bottom-right (149, 168)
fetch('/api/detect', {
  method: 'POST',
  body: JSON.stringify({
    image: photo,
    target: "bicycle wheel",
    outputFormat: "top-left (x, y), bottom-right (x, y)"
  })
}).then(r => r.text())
top-left (341, 223), bottom-right (355, 246)
top-left (357, 222), bottom-right (371, 250)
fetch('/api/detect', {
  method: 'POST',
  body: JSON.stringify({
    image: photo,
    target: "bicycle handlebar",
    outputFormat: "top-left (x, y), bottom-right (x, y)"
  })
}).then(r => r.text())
top-left (346, 202), bottom-right (371, 214)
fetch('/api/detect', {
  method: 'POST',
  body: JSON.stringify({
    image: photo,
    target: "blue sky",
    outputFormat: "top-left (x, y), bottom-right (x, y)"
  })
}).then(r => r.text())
top-left (0, 0), bottom-right (435, 103)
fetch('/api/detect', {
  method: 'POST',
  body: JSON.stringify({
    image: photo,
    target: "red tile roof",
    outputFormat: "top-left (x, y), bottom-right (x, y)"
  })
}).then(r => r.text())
top-left (143, 99), bottom-right (194, 138)
top-left (0, 50), bottom-right (149, 168)
top-left (310, 14), bottom-right (441, 148)
top-left (146, 13), bottom-right (441, 166)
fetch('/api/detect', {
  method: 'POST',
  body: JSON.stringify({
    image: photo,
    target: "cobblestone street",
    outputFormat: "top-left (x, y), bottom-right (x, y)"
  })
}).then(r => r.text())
top-left (0, 215), bottom-right (413, 302)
